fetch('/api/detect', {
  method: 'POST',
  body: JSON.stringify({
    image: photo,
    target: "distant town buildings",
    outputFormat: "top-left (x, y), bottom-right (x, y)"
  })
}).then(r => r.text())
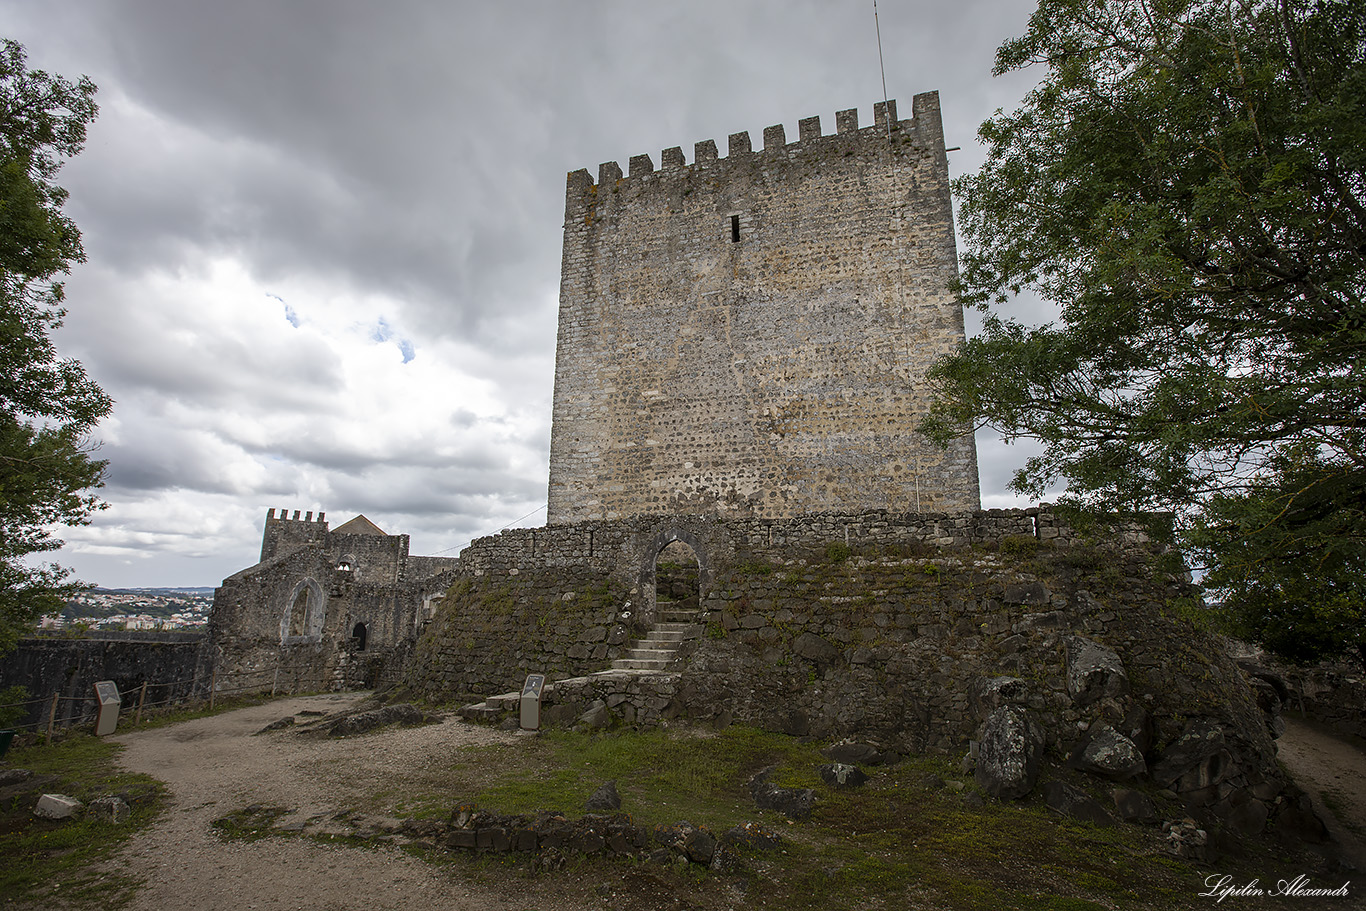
top-left (42, 588), bottom-right (213, 632)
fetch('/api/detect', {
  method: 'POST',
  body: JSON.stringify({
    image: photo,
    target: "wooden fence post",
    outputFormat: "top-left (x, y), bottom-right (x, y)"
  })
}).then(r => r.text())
top-left (45, 694), bottom-right (59, 744)
top-left (134, 682), bottom-right (149, 725)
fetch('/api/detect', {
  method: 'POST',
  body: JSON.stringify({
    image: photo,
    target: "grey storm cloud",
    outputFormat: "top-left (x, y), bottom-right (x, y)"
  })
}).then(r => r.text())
top-left (3, 0), bottom-right (1050, 587)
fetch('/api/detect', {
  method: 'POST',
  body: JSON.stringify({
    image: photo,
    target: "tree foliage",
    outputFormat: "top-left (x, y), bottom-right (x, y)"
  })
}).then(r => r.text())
top-left (0, 39), bottom-right (109, 652)
top-left (923, 0), bottom-right (1365, 665)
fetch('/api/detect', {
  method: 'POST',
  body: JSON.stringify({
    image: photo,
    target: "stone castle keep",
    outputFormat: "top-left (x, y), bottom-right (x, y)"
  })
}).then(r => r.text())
top-left (548, 94), bottom-right (979, 523)
top-left (205, 95), bottom-right (1311, 839)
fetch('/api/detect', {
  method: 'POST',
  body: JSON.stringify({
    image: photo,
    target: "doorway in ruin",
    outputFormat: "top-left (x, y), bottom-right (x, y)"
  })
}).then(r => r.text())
top-left (654, 540), bottom-right (701, 618)
top-left (287, 587), bottom-right (312, 639)
top-left (351, 621), bottom-right (368, 651)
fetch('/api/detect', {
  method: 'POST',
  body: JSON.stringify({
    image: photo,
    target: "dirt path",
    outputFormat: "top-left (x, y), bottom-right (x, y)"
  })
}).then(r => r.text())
top-left (109, 694), bottom-right (604, 911)
top-left (102, 695), bottom-right (1366, 910)
top-left (1275, 716), bottom-right (1366, 870)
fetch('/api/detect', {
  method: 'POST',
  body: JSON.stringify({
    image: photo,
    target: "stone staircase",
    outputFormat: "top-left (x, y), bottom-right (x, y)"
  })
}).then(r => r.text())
top-left (609, 607), bottom-right (703, 671)
top-left (458, 606), bottom-right (702, 724)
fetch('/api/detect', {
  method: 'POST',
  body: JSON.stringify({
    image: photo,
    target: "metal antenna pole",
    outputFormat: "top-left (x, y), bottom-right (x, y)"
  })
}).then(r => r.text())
top-left (874, 0), bottom-right (892, 145)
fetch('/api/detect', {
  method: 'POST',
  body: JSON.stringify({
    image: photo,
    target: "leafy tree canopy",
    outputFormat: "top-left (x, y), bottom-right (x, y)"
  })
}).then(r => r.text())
top-left (923, 0), bottom-right (1365, 665)
top-left (0, 39), bottom-right (109, 653)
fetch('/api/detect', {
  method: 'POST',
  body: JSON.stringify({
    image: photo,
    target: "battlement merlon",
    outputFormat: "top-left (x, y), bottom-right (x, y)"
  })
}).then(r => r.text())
top-left (563, 93), bottom-right (945, 221)
top-left (261, 507), bottom-right (329, 563)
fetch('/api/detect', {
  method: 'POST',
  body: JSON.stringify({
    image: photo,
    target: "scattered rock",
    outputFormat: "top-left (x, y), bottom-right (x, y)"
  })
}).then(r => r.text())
top-left (1224, 796), bottom-right (1269, 836)
top-left (1151, 720), bottom-right (1228, 791)
top-left (326, 704), bottom-right (424, 737)
top-left (1273, 785), bottom-right (1328, 843)
top-left (577, 700), bottom-right (610, 730)
top-left (585, 780), bottom-right (622, 812)
top-left (748, 766), bottom-right (816, 820)
top-left (255, 717), bottom-right (296, 735)
top-left (34, 793), bottom-right (82, 820)
top-left (821, 740), bottom-right (895, 766)
top-left (1245, 676), bottom-right (1286, 739)
top-left (1066, 636), bottom-right (1129, 706)
top-left (1111, 788), bottom-right (1158, 824)
top-left (1117, 705), bottom-right (1155, 757)
top-left (88, 795), bottom-right (132, 824)
top-left (975, 706), bottom-right (1044, 799)
top-left (920, 773), bottom-right (945, 790)
top-left (1163, 819), bottom-right (1209, 860)
top-left (1042, 781), bottom-right (1114, 826)
top-left (1071, 725), bottom-right (1147, 780)
top-left (817, 763), bottom-right (868, 788)
top-left (973, 676), bottom-right (1030, 718)
top-left (721, 821), bottom-right (783, 852)
top-left (0, 768), bottom-right (32, 787)
top-left (683, 826), bottom-right (717, 864)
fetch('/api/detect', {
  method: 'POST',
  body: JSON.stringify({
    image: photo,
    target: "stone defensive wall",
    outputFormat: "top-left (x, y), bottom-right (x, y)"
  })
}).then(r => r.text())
top-left (405, 506), bottom-right (1287, 833)
top-left (547, 93), bottom-right (979, 524)
top-left (0, 633), bottom-right (212, 729)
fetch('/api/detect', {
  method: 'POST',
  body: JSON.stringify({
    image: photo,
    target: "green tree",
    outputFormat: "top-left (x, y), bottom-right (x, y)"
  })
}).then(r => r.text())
top-left (0, 39), bottom-right (109, 653)
top-left (922, 0), bottom-right (1365, 665)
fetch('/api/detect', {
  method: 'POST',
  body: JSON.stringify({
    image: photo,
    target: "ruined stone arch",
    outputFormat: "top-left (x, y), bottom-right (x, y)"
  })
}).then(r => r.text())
top-left (637, 527), bottom-right (711, 620)
top-left (280, 577), bottom-right (327, 644)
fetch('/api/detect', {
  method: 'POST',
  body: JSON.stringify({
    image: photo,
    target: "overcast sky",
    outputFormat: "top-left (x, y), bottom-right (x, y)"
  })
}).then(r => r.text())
top-left (5, 0), bottom-right (1051, 589)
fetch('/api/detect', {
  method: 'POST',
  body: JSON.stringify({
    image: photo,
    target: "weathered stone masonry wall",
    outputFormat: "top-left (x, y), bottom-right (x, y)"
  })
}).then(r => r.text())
top-left (547, 93), bottom-right (979, 525)
top-left (211, 514), bottom-right (457, 697)
top-left (407, 507), bottom-right (1284, 828)
top-left (0, 633), bottom-right (212, 729)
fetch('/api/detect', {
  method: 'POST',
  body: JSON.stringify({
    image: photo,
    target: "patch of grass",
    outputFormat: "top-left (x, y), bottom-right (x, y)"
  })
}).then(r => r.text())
top-left (1001, 534), bottom-right (1040, 559)
top-left (824, 542), bottom-right (851, 565)
top-left (466, 726), bottom-right (813, 832)
top-left (132, 691), bottom-right (276, 730)
top-left (211, 804), bottom-right (290, 841)
top-left (0, 734), bottom-right (164, 910)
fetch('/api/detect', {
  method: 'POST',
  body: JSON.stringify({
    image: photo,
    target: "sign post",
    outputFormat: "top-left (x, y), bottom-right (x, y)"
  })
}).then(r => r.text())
top-left (93, 681), bottom-right (122, 736)
top-left (519, 674), bottom-right (546, 732)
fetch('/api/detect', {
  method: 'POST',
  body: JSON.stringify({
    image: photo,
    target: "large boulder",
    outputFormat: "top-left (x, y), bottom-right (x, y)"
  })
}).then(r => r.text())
top-left (1066, 637), bottom-right (1129, 706)
top-left (1071, 725), bottom-right (1147, 781)
top-left (973, 676), bottom-right (1030, 719)
top-left (1111, 788), bottom-right (1158, 824)
top-left (34, 794), bottom-right (82, 820)
top-left (1151, 719), bottom-right (1226, 789)
top-left (584, 780), bottom-right (621, 812)
top-left (817, 763), bottom-right (869, 789)
top-left (1042, 781), bottom-right (1114, 826)
top-left (326, 703), bottom-right (424, 736)
top-left (975, 706), bottom-right (1044, 800)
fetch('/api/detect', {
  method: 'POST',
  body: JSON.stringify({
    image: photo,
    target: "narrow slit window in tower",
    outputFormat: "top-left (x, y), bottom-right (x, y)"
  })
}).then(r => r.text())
top-left (730, 214), bottom-right (741, 243)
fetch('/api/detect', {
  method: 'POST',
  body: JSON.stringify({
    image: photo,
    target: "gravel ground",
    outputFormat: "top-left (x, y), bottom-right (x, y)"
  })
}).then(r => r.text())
top-left (107, 693), bottom-right (608, 911)
top-left (92, 693), bottom-right (1365, 910)
top-left (1274, 716), bottom-right (1366, 871)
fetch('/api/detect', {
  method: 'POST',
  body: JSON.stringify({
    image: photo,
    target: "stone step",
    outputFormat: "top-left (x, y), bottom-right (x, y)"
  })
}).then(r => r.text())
top-left (645, 629), bottom-right (688, 642)
top-left (458, 702), bottom-right (505, 721)
top-left (624, 648), bottom-right (674, 660)
top-left (610, 657), bottom-right (671, 671)
top-left (658, 612), bottom-right (701, 624)
top-left (484, 691), bottom-right (521, 711)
